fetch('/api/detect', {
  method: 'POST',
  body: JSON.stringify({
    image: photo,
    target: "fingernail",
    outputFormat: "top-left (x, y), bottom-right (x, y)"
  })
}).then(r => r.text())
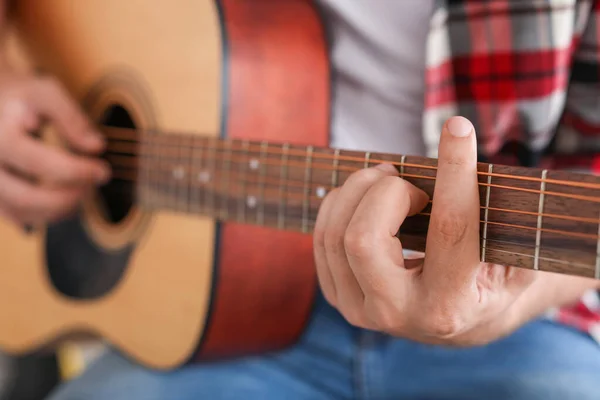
top-left (447, 116), bottom-right (473, 138)
top-left (374, 163), bottom-right (398, 173)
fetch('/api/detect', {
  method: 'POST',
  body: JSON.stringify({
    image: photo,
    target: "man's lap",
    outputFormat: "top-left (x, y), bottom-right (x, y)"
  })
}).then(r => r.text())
top-left (48, 293), bottom-right (600, 400)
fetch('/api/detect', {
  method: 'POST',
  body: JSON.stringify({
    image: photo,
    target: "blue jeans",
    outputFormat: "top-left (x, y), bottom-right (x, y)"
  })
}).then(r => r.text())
top-left (48, 292), bottom-right (600, 399)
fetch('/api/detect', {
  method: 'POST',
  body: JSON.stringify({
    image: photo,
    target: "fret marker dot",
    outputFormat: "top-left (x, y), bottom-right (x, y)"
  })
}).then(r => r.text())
top-left (197, 171), bottom-right (210, 184)
top-left (316, 186), bottom-right (327, 199)
top-left (246, 195), bottom-right (257, 209)
top-left (172, 166), bottom-right (185, 180)
top-left (249, 158), bottom-right (260, 170)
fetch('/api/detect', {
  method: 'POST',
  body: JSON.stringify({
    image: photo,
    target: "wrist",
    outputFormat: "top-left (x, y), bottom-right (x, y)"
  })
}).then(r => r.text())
top-left (457, 272), bottom-right (600, 346)
top-left (504, 271), bottom-right (599, 330)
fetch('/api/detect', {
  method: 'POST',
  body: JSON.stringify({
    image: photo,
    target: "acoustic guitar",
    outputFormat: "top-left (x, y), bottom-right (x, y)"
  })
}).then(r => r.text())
top-left (0, 0), bottom-right (598, 371)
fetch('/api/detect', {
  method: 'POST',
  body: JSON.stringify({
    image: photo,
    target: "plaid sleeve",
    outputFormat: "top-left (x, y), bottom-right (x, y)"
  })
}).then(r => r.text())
top-left (554, 0), bottom-right (600, 166)
top-left (545, 0), bottom-right (600, 343)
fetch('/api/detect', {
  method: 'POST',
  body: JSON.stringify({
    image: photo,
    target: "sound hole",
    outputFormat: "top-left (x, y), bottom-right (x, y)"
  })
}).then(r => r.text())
top-left (44, 104), bottom-right (139, 300)
top-left (99, 104), bottom-right (137, 223)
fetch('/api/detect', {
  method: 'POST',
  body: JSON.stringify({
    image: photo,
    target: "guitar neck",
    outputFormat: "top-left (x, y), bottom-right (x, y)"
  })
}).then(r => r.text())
top-left (104, 128), bottom-right (600, 280)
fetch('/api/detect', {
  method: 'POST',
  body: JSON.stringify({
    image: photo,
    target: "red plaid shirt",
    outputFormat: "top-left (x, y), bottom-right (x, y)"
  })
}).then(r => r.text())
top-left (424, 0), bottom-right (600, 341)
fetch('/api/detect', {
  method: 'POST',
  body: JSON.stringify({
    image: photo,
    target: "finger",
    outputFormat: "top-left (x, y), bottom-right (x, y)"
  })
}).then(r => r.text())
top-left (0, 98), bottom-right (39, 137)
top-left (422, 116), bottom-right (481, 292)
top-left (0, 167), bottom-right (85, 224)
top-left (27, 77), bottom-right (105, 153)
top-left (0, 202), bottom-right (19, 226)
top-left (313, 187), bottom-right (340, 307)
top-left (323, 164), bottom-right (399, 327)
top-left (345, 176), bottom-right (429, 297)
top-left (4, 133), bottom-right (110, 186)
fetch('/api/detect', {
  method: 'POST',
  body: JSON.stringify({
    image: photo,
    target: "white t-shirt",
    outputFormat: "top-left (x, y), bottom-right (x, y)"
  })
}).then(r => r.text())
top-left (317, 0), bottom-right (434, 156)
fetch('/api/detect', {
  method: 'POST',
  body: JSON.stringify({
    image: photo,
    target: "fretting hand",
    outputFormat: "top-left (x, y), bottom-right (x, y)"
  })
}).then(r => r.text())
top-left (0, 72), bottom-right (110, 226)
top-left (313, 116), bottom-right (538, 346)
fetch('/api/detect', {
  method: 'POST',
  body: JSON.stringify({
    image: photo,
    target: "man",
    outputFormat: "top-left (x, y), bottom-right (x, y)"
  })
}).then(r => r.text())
top-left (0, 0), bottom-right (599, 399)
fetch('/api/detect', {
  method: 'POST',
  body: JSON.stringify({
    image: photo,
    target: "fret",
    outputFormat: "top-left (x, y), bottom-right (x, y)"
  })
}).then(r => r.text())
top-left (302, 146), bottom-right (314, 233)
top-left (364, 152), bottom-right (371, 169)
top-left (205, 137), bottom-right (217, 214)
top-left (137, 133), bottom-right (151, 207)
top-left (156, 133), bottom-right (169, 209)
top-left (176, 134), bottom-right (192, 213)
top-left (399, 155), bottom-right (436, 193)
top-left (150, 134), bottom-right (162, 207)
top-left (189, 136), bottom-right (204, 214)
top-left (332, 148), bottom-right (340, 188)
top-left (164, 135), bottom-right (177, 211)
top-left (280, 143), bottom-right (309, 232)
top-left (534, 170), bottom-right (548, 270)
top-left (400, 155), bottom-right (406, 178)
top-left (257, 141), bottom-right (284, 229)
top-left (481, 164), bottom-right (493, 262)
top-left (238, 140), bottom-right (250, 223)
top-left (278, 143), bottom-right (290, 229)
top-left (221, 140), bottom-right (234, 219)
top-left (310, 147), bottom-right (337, 228)
top-left (144, 134), bottom-right (156, 207)
top-left (479, 163), bottom-right (539, 271)
top-left (336, 149), bottom-right (365, 188)
top-left (534, 168), bottom-right (597, 277)
top-left (257, 141), bottom-right (268, 226)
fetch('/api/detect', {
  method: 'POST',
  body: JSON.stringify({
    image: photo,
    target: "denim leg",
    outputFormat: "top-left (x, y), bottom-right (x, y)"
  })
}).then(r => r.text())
top-left (47, 294), bottom-right (357, 400)
top-left (46, 292), bottom-right (600, 400)
top-left (358, 318), bottom-right (600, 400)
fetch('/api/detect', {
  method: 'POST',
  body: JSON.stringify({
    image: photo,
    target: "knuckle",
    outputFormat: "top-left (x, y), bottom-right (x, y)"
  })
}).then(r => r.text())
top-left (0, 102), bottom-right (28, 148)
top-left (431, 212), bottom-right (468, 247)
top-left (420, 307), bottom-right (465, 339)
top-left (0, 98), bottom-right (26, 119)
top-left (443, 155), bottom-right (466, 167)
top-left (368, 299), bottom-right (402, 333)
top-left (345, 168), bottom-right (384, 188)
top-left (343, 228), bottom-right (376, 259)
top-left (9, 194), bottom-right (35, 221)
top-left (324, 226), bottom-right (346, 257)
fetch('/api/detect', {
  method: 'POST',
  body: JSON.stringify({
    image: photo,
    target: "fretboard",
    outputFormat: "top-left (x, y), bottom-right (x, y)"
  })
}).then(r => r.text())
top-left (104, 129), bottom-right (600, 281)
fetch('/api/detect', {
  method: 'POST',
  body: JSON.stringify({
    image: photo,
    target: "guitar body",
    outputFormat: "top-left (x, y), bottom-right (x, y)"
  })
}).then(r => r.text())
top-left (0, 0), bottom-right (330, 369)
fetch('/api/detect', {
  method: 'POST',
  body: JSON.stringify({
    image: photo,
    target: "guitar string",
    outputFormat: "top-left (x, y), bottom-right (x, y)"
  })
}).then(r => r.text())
top-left (144, 196), bottom-right (595, 269)
top-left (114, 169), bottom-right (600, 241)
top-left (111, 167), bottom-right (600, 226)
top-left (109, 161), bottom-right (600, 231)
top-left (134, 186), bottom-right (595, 269)
top-left (104, 140), bottom-right (600, 204)
top-left (132, 195), bottom-right (596, 272)
top-left (103, 146), bottom-right (600, 204)
top-left (109, 159), bottom-right (600, 226)
top-left (105, 148), bottom-right (600, 225)
top-left (101, 127), bottom-right (600, 191)
top-left (96, 128), bottom-right (598, 273)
